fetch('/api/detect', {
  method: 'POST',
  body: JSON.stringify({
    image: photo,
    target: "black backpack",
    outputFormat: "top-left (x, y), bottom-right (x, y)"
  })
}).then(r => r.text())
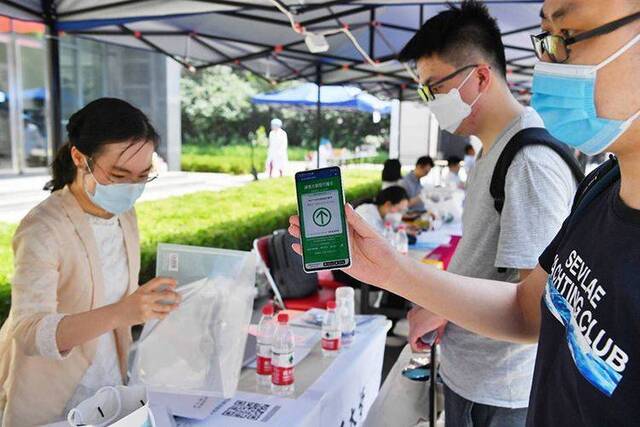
top-left (268, 229), bottom-right (318, 299)
top-left (489, 128), bottom-right (586, 214)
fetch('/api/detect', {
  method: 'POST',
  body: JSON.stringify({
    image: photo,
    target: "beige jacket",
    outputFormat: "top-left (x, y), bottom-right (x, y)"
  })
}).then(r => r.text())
top-left (0, 186), bottom-right (140, 426)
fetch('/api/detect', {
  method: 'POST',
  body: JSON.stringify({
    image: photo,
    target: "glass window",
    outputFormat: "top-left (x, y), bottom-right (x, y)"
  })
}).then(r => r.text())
top-left (0, 42), bottom-right (11, 170)
top-left (19, 44), bottom-right (47, 168)
top-left (79, 39), bottom-right (104, 104)
top-left (123, 60), bottom-right (151, 85)
top-left (60, 43), bottom-right (80, 124)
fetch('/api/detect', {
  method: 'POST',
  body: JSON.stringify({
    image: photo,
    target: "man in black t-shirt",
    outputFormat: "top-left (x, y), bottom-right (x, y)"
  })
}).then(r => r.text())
top-left (529, 174), bottom-right (640, 425)
top-left (286, 1), bottom-right (640, 425)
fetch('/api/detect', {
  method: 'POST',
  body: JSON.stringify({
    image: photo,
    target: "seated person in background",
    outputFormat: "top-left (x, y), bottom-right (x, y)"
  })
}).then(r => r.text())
top-left (463, 143), bottom-right (476, 175)
top-left (381, 159), bottom-right (403, 189)
top-left (445, 156), bottom-right (464, 189)
top-left (401, 156), bottom-right (434, 212)
top-left (355, 186), bottom-right (409, 234)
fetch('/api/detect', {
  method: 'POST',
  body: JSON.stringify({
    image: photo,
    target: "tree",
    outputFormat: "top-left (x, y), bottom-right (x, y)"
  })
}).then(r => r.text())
top-left (181, 66), bottom-right (390, 150)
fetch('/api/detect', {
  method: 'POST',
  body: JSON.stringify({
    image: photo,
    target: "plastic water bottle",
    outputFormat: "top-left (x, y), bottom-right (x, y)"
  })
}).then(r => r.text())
top-left (271, 313), bottom-right (295, 396)
top-left (321, 300), bottom-right (341, 357)
top-left (396, 224), bottom-right (409, 255)
top-left (383, 220), bottom-right (393, 242)
top-left (256, 303), bottom-right (276, 387)
top-left (336, 287), bottom-right (356, 348)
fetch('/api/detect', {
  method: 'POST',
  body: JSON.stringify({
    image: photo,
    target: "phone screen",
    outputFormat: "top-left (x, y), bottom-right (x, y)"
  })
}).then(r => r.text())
top-left (295, 166), bottom-right (351, 272)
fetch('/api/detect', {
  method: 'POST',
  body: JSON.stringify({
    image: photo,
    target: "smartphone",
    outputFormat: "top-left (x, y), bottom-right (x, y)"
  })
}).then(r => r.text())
top-left (295, 166), bottom-right (351, 273)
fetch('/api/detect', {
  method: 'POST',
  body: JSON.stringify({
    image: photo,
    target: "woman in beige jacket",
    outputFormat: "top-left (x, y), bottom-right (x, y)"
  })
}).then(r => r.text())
top-left (0, 98), bottom-right (181, 426)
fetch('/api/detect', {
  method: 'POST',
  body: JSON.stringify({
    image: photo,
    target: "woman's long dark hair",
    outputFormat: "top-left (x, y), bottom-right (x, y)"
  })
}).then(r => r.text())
top-left (45, 98), bottom-right (159, 192)
top-left (381, 159), bottom-right (402, 182)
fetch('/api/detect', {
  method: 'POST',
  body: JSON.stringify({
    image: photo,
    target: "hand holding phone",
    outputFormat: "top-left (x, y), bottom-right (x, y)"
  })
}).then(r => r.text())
top-left (295, 167), bottom-right (352, 273)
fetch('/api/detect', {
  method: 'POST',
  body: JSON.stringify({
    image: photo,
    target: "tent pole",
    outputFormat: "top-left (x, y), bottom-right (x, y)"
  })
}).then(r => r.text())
top-left (369, 9), bottom-right (375, 59)
top-left (42, 0), bottom-right (62, 153)
top-left (315, 63), bottom-right (322, 169)
top-left (398, 86), bottom-right (403, 160)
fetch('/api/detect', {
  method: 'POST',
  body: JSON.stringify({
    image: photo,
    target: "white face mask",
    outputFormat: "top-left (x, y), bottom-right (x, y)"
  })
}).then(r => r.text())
top-left (427, 69), bottom-right (482, 133)
top-left (385, 212), bottom-right (403, 226)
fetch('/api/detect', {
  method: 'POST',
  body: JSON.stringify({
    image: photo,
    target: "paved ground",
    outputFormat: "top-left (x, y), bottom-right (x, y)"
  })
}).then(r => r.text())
top-left (0, 171), bottom-right (258, 223)
top-left (0, 162), bottom-right (321, 223)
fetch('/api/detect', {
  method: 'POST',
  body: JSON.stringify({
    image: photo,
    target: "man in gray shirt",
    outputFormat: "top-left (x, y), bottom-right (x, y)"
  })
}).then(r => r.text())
top-left (401, 156), bottom-right (434, 213)
top-left (396, 2), bottom-right (578, 425)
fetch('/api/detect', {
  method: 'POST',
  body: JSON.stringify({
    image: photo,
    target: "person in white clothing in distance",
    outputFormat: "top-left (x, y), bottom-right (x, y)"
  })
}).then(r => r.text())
top-left (266, 118), bottom-right (288, 177)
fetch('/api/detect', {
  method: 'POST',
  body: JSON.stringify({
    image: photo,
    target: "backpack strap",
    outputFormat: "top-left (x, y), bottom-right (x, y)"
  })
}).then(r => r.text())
top-left (490, 127), bottom-right (586, 214)
top-left (566, 155), bottom-right (620, 228)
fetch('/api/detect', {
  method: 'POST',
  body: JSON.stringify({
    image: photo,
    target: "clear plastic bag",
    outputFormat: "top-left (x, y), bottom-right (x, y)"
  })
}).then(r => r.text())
top-left (129, 244), bottom-right (256, 398)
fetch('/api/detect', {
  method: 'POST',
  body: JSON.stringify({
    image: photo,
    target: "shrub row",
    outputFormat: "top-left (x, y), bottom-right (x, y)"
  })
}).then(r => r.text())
top-left (0, 170), bottom-right (381, 322)
top-left (181, 144), bottom-right (307, 175)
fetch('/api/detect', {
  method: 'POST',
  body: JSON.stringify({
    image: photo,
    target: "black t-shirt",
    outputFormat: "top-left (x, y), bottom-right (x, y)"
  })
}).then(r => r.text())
top-left (528, 179), bottom-right (640, 426)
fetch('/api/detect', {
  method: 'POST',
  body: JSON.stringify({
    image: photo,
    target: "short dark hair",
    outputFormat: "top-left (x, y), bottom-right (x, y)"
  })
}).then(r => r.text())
top-left (447, 156), bottom-right (462, 165)
top-left (416, 156), bottom-right (434, 168)
top-left (382, 158), bottom-right (402, 182)
top-left (398, 0), bottom-right (507, 78)
top-left (375, 186), bottom-right (409, 206)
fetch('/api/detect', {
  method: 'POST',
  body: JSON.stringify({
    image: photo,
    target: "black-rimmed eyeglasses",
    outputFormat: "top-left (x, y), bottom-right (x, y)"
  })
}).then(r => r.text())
top-left (531, 10), bottom-right (640, 63)
top-left (417, 64), bottom-right (479, 103)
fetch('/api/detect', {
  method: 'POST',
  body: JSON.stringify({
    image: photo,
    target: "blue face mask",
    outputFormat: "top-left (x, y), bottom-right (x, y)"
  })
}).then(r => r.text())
top-left (531, 33), bottom-right (640, 155)
top-left (84, 160), bottom-right (146, 215)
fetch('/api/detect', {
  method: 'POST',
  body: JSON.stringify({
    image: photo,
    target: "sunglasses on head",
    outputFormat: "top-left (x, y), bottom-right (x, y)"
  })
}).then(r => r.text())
top-left (417, 64), bottom-right (479, 103)
top-left (530, 10), bottom-right (640, 63)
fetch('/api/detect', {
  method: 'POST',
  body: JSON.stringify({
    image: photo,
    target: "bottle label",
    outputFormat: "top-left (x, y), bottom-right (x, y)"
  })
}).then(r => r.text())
top-left (322, 330), bottom-right (341, 351)
top-left (256, 355), bottom-right (272, 375)
top-left (341, 330), bottom-right (355, 340)
top-left (272, 351), bottom-right (294, 386)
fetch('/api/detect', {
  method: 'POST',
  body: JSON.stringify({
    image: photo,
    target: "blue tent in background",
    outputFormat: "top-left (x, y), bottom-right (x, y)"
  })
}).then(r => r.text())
top-left (252, 82), bottom-right (391, 167)
top-left (252, 83), bottom-right (391, 115)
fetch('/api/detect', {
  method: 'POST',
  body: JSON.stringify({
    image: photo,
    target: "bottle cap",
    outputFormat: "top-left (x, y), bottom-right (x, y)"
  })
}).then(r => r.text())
top-left (277, 313), bottom-right (289, 324)
top-left (262, 303), bottom-right (274, 316)
top-left (327, 300), bottom-right (336, 310)
top-left (336, 286), bottom-right (354, 298)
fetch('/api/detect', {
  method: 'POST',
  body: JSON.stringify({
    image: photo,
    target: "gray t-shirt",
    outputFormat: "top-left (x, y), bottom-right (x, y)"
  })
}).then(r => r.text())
top-left (401, 171), bottom-right (425, 212)
top-left (440, 107), bottom-right (578, 408)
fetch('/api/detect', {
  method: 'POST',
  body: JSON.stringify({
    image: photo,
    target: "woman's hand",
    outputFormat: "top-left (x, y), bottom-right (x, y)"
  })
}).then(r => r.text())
top-left (113, 277), bottom-right (181, 327)
top-left (288, 204), bottom-right (401, 288)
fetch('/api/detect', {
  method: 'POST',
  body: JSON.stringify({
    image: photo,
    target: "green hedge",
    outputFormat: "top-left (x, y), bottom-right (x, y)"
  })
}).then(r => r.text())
top-left (181, 144), bottom-right (308, 175)
top-left (0, 170), bottom-right (381, 323)
top-left (0, 223), bottom-right (15, 324)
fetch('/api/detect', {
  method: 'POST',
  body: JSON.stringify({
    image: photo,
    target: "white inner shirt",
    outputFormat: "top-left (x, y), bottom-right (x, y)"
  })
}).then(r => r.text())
top-left (66, 213), bottom-right (130, 411)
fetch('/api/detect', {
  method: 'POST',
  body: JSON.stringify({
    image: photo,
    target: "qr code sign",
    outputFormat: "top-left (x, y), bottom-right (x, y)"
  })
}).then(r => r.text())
top-left (222, 400), bottom-right (271, 421)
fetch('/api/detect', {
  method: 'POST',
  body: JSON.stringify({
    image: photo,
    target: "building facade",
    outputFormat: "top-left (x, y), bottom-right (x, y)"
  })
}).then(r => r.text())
top-left (0, 17), bottom-right (181, 175)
